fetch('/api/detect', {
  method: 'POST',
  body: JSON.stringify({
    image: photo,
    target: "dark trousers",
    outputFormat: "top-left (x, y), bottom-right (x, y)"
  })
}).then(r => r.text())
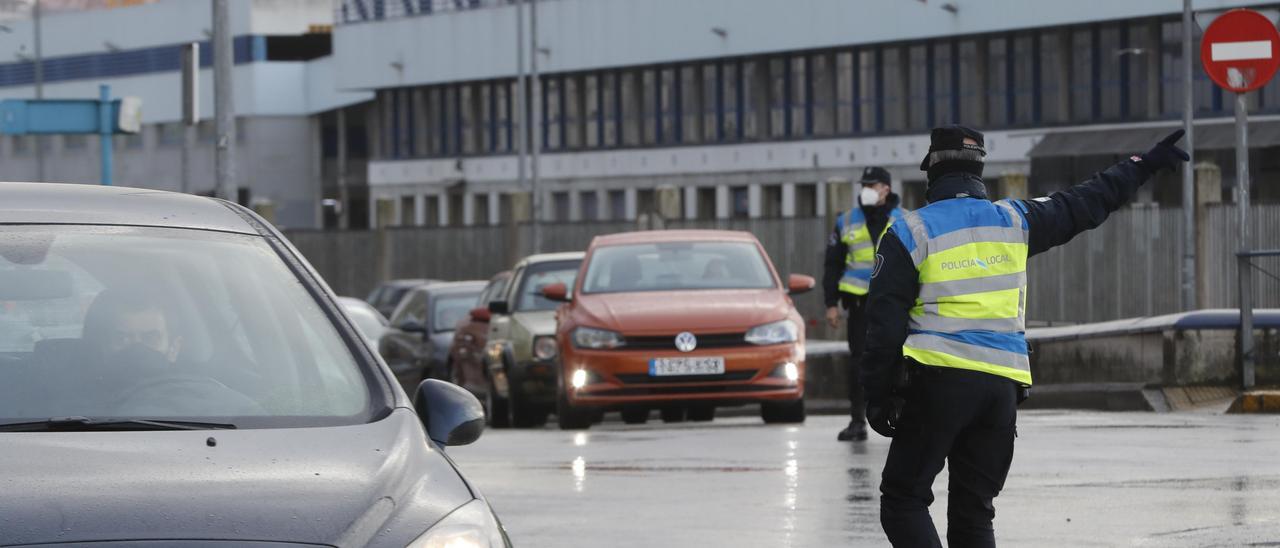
top-left (880, 366), bottom-right (1018, 548)
top-left (844, 295), bottom-right (868, 423)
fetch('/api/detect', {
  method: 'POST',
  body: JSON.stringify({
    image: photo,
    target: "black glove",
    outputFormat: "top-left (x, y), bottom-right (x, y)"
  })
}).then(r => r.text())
top-left (1138, 129), bottom-right (1190, 173)
top-left (866, 397), bottom-right (902, 438)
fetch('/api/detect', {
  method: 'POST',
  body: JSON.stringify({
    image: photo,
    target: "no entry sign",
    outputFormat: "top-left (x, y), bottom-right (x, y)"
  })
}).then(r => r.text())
top-left (1201, 9), bottom-right (1280, 93)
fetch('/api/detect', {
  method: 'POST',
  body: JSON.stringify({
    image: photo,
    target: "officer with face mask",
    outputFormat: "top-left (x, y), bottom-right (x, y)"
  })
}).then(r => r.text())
top-left (860, 125), bottom-right (1188, 547)
top-left (822, 166), bottom-right (906, 442)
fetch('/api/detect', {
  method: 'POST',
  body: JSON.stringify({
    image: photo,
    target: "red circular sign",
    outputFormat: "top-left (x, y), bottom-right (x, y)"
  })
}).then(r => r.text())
top-left (1201, 9), bottom-right (1280, 93)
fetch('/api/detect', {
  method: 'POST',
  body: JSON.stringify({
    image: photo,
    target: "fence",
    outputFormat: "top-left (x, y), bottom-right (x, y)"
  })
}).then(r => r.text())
top-left (285, 204), bottom-right (1280, 338)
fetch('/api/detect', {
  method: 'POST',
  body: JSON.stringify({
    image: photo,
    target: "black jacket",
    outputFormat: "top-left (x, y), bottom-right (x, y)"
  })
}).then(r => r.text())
top-left (859, 159), bottom-right (1153, 401)
top-left (822, 192), bottom-right (902, 308)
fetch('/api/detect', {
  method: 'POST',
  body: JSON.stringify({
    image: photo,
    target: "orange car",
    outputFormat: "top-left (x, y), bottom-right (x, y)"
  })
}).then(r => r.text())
top-left (542, 230), bottom-right (815, 430)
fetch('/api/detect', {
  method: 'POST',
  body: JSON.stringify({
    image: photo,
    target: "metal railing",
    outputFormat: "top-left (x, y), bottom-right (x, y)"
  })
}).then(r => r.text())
top-left (334, 0), bottom-right (516, 24)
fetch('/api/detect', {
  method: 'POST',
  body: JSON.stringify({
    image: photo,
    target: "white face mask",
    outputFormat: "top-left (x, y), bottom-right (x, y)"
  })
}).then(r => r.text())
top-left (860, 187), bottom-right (883, 206)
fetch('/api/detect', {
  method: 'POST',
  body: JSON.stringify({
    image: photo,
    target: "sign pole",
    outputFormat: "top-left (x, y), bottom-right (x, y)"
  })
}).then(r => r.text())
top-left (1235, 92), bottom-right (1255, 388)
top-left (1200, 8), bottom-right (1275, 390)
top-left (99, 84), bottom-right (112, 186)
top-left (1181, 0), bottom-right (1196, 311)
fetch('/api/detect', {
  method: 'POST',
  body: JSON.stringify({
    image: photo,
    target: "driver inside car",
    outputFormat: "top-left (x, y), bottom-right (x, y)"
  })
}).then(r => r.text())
top-left (82, 288), bottom-right (183, 367)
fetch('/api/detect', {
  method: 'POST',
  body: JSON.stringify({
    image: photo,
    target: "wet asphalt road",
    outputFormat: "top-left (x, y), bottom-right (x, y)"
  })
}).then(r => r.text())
top-left (450, 411), bottom-right (1280, 547)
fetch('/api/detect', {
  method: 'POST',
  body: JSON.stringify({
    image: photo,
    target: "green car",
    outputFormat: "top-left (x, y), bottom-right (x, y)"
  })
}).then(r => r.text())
top-left (483, 252), bottom-right (583, 428)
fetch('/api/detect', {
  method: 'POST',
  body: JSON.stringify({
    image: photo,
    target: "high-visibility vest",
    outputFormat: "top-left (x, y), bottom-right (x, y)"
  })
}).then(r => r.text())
top-left (890, 198), bottom-right (1032, 385)
top-left (837, 204), bottom-right (905, 296)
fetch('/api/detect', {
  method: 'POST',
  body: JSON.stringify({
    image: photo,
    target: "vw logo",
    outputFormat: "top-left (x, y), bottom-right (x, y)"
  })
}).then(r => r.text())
top-left (674, 332), bottom-right (698, 353)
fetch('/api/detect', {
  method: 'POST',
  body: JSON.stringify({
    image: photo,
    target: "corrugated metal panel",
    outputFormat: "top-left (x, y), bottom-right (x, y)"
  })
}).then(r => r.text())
top-left (284, 205), bottom-right (1280, 324)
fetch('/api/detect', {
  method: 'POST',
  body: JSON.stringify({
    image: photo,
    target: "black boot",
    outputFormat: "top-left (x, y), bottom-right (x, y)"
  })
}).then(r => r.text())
top-left (837, 420), bottom-right (868, 441)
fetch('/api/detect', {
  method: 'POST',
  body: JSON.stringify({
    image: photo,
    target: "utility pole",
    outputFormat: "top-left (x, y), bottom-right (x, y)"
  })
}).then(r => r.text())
top-left (212, 0), bottom-right (238, 202)
top-left (516, 0), bottom-right (527, 227)
top-left (336, 108), bottom-right (349, 229)
top-left (32, 0), bottom-right (43, 182)
top-left (530, 0), bottom-right (542, 253)
top-left (1181, 0), bottom-right (1197, 311)
top-left (180, 42), bottom-right (199, 194)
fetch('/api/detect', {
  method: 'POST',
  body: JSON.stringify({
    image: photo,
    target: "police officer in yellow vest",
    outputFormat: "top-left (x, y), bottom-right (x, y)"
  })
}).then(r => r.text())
top-left (822, 166), bottom-right (905, 442)
top-left (861, 125), bottom-right (1188, 547)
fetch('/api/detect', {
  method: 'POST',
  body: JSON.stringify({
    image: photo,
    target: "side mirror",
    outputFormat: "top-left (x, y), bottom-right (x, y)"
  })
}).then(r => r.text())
top-left (541, 282), bottom-right (570, 302)
top-left (469, 306), bottom-right (492, 323)
top-left (488, 300), bottom-right (510, 315)
top-left (787, 274), bottom-right (816, 294)
top-left (398, 320), bottom-right (426, 333)
top-left (414, 379), bottom-right (485, 447)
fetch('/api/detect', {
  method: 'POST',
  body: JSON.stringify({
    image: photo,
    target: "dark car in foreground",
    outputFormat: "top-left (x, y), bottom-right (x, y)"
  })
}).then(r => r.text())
top-left (0, 182), bottom-right (508, 547)
top-left (380, 280), bottom-right (487, 394)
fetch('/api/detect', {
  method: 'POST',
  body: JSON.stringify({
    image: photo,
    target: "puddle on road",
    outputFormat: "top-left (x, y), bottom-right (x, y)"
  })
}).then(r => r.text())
top-left (531, 463), bottom-right (782, 473)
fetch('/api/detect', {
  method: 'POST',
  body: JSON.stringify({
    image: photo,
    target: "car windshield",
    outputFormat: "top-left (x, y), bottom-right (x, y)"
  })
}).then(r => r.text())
top-left (515, 260), bottom-right (580, 312)
top-left (432, 292), bottom-right (480, 332)
top-left (0, 226), bottom-right (373, 428)
top-left (582, 241), bottom-right (776, 294)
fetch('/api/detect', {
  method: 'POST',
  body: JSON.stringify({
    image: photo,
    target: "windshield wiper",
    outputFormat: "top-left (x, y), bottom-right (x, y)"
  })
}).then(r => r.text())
top-left (0, 416), bottom-right (237, 432)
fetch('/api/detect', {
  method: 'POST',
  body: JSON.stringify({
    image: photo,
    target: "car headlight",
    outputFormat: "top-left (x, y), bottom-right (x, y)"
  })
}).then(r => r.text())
top-left (533, 336), bottom-right (559, 361)
top-left (744, 320), bottom-right (798, 345)
top-left (407, 499), bottom-right (507, 548)
top-left (572, 326), bottom-right (625, 349)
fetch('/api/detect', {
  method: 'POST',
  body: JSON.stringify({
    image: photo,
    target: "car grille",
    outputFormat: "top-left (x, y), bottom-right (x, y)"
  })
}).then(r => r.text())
top-left (615, 371), bottom-right (758, 384)
top-left (599, 384), bottom-right (781, 396)
top-left (622, 332), bottom-right (747, 350)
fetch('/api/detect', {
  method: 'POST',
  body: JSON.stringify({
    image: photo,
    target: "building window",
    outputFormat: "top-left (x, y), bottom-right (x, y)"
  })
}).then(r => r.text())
top-left (723, 61), bottom-right (740, 141)
top-left (932, 41), bottom-right (956, 126)
top-left (730, 186), bottom-right (749, 219)
top-left (608, 190), bottom-right (626, 219)
top-left (762, 185), bottom-right (783, 218)
top-left (400, 196), bottom-right (415, 226)
top-left (581, 191), bottom-right (599, 221)
top-left (636, 188), bottom-right (655, 217)
top-left (836, 51), bottom-right (855, 134)
top-left (550, 190), bottom-right (570, 220)
top-left (586, 74), bottom-right (599, 148)
top-left (448, 192), bottom-right (464, 227)
top-left (621, 70), bottom-right (641, 146)
top-left (702, 63), bottom-right (718, 143)
top-left (474, 193), bottom-right (491, 225)
top-left (697, 187), bottom-right (716, 219)
top-left (811, 53), bottom-right (835, 136)
top-left (1070, 28), bottom-right (1095, 123)
top-left (986, 37), bottom-right (1011, 127)
top-left (795, 183), bottom-right (817, 217)
top-left (1012, 34), bottom-right (1037, 125)
top-left (543, 76), bottom-right (562, 150)
top-left (907, 44), bottom-right (930, 130)
top-left (679, 65), bottom-right (701, 145)
top-left (425, 195), bottom-right (440, 226)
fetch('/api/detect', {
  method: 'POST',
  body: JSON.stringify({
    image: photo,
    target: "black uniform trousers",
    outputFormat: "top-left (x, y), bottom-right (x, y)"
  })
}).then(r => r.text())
top-left (843, 294), bottom-right (869, 424)
top-left (880, 365), bottom-right (1018, 548)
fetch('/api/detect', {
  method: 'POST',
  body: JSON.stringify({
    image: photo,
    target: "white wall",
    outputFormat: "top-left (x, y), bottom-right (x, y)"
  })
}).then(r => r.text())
top-left (334, 0), bottom-right (1268, 90)
top-left (0, 0), bottom-right (331, 58)
top-left (0, 61), bottom-right (369, 123)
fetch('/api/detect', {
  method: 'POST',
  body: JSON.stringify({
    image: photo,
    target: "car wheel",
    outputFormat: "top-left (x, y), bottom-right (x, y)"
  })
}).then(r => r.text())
top-left (486, 379), bottom-right (511, 429)
top-left (556, 391), bottom-right (593, 430)
top-left (659, 406), bottom-right (686, 423)
top-left (620, 407), bottom-right (649, 425)
top-left (687, 405), bottom-right (716, 422)
top-left (761, 399), bottom-right (806, 424)
top-left (509, 391), bottom-right (547, 429)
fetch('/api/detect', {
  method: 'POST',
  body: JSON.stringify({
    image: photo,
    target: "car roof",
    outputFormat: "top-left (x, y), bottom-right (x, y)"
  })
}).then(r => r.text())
top-left (515, 251), bottom-right (585, 267)
top-left (419, 281), bottom-right (487, 295)
top-left (591, 229), bottom-right (759, 247)
top-left (382, 278), bottom-right (441, 289)
top-left (0, 182), bottom-right (257, 234)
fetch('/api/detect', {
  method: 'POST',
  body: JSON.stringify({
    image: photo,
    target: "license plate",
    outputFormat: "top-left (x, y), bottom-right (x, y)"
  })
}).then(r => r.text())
top-left (649, 357), bottom-right (725, 376)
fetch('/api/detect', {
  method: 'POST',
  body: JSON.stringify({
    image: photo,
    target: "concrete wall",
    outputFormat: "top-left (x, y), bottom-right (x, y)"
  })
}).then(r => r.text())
top-left (1030, 327), bottom-right (1280, 388)
top-left (334, 0), bottom-right (1267, 90)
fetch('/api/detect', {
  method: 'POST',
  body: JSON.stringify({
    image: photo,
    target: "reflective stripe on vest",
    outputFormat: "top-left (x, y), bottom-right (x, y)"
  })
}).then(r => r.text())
top-left (895, 199), bottom-right (1033, 385)
top-left (838, 206), bottom-right (904, 296)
